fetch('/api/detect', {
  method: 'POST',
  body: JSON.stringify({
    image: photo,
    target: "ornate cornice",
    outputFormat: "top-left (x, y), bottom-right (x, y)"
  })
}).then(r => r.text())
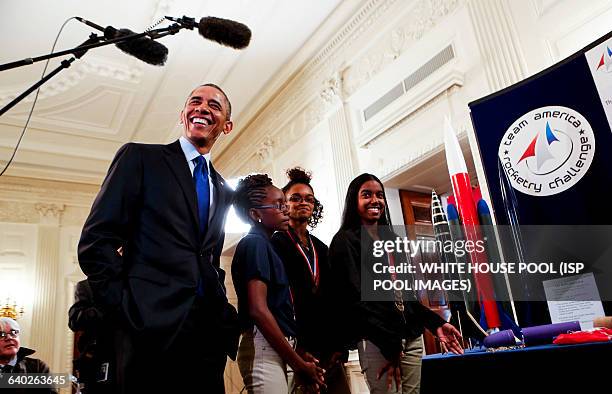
top-left (255, 136), bottom-right (275, 163)
top-left (343, 0), bottom-right (462, 96)
top-left (320, 71), bottom-right (343, 104)
top-left (0, 201), bottom-right (39, 223)
top-left (216, 0), bottom-right (463, 176)
top-left (35, 203), bottom-right (65, 218)
top-left (0, 176), bottom-right (97, 207)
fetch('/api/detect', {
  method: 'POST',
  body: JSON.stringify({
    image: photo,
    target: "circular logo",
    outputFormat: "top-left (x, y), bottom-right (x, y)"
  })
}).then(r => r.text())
top-left (498, 106), bottom-right (595, 196)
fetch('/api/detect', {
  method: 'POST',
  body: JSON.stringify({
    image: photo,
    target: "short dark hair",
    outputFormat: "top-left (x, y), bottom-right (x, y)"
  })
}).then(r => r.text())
top-left (340, 173), bottom-right (391, 230)
top-left (234, 174), bottom-right (273, 224)
top-left (282, 167), bottom-right (323, 228)
top-left (186, 83), bottom-right (232, 119)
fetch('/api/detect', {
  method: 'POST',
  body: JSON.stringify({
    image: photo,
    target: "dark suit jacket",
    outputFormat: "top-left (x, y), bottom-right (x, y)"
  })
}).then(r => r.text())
top-left (78, 140), bottom-right (237, 354)
top-left (328, 227), bottom-right (446, 361)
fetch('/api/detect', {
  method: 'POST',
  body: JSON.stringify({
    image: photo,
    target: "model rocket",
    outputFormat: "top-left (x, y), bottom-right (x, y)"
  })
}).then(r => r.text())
top-left (477, 199), bottom-right (512, 302)
top-left (443, 117), bottom-right (501, 329)
top-left (431, 190), bottom-right (470, 307)
top-left (447, 202), bottom-right (485, 339)
top-left (477, 198), bottom-right (523, 332)
top-left (433, 191), bottom-right (475, 345)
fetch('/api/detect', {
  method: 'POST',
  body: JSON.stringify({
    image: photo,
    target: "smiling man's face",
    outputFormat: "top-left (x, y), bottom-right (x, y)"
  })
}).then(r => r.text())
top-left (180, 85), bottom-right (233, 152)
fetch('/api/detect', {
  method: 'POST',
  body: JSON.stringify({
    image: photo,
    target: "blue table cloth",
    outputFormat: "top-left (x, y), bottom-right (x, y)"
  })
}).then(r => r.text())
top-left (421, 341), bottom-right (612, 393)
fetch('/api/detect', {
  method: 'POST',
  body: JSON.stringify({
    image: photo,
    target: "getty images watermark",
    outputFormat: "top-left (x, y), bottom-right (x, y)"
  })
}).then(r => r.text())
top-left (0, 373), bottom-right (71, 389)
top-left (360, 225), bottom-right (610, 303)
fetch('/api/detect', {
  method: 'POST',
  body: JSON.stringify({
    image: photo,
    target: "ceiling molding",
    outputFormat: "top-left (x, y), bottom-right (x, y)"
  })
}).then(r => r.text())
top-left (216, 0), bottom-right (463, 177)
top-left (215, 0), bottom-right (391, 172)
top-left (212, 0), bottom-right (371, 158)
top-left (0, 0), bottom-right (353, 185)
top-left (0, 58), bottom-right (142, 106)
top-left (1, 85), bottom-right (135, 139)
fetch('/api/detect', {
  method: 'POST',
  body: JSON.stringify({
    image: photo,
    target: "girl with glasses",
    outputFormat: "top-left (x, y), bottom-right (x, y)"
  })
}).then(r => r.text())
top-left (232, 174), bottom-right (325, 394)
top-left (271, 167), bottom-right (350, 393)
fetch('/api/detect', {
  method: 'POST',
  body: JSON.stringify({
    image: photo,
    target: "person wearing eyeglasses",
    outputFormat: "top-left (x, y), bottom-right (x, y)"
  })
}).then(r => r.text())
top-left (0, 317), bottom-right (57, 394)
top-left (271, 167), bottom-right (350, 394)
top-left (231, 174), bottom-right (325, 394)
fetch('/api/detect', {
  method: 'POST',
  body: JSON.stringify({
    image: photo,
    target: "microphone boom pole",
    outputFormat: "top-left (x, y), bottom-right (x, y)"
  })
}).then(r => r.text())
top-left (0, 23), bottom-right (183, 117)
top-left (0, 25), bottom-right (180, 72)
top-left (0, 34), bottom-right (104, 117)
top-left (0, 15), bottom-right (252, 117)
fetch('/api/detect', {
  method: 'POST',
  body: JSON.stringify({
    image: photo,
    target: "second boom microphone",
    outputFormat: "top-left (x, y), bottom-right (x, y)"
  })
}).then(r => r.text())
top-left (75, 17), bottom-right (168, 66)
top-left (165, 16), bottom-right (251, 49)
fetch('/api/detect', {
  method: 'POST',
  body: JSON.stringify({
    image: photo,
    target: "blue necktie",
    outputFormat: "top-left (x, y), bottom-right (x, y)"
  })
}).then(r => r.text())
top-left (193, 155), bottom-right (210, 236)
top-left (193, 156), bottom-right (209, 297)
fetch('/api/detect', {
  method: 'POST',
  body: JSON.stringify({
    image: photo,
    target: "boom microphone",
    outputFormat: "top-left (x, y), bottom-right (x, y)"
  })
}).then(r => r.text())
top-left (199, 16), bottom-right (251, 49)
top-left (104, 27), bottom-right (168, 66)
top-left (75, 17), bottom-right (168, 66)
top-left (166, 16), bottom-right (251, 49)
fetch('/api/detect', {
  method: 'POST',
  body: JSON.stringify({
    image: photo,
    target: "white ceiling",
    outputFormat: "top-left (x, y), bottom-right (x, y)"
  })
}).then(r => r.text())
top-left (0, 0), bottom-right (348, 184)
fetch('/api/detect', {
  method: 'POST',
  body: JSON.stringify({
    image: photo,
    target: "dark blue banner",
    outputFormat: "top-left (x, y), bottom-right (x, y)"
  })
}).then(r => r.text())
top-left (469, 31), bottom-right (612, 324)
top-left (470, 31), bottom-right (612, 225)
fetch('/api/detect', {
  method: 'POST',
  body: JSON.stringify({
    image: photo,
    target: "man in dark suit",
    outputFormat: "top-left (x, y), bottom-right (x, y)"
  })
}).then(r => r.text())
top-left (78, 84), bottom-right (239, 393)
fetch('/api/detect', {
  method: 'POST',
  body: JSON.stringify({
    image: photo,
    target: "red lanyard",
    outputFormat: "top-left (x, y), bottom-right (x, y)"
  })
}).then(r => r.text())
top-left (387, 252), bottom-right (397, 281)
top-left (387, 251), bottom-right (406, 313)
top-left (286, 230), bottom-right (320, 287)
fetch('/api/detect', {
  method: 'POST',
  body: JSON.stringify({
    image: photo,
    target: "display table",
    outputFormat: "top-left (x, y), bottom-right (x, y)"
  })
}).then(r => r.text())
top-left (421, 341), bottom-right (612, 393)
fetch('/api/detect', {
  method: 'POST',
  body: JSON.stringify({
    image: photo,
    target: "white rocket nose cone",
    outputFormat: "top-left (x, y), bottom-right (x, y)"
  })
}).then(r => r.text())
top-left (443, 116), bottom-right (468, 175)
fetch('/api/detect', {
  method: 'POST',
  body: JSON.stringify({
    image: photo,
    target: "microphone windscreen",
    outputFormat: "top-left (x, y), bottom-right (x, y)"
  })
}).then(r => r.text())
top-left (105, 28), bottom-right (168, 66)
top-left (198, 17), bottom-right (251, 49)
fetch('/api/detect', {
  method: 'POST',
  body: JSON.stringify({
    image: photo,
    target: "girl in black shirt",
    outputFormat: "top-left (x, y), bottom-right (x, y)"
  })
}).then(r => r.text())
top-left (232, 174), bottom-right (324, 393)
top-left (271, 168), bottom-right (349, 393)
top-left (328, 173), bottom-right (463, 394)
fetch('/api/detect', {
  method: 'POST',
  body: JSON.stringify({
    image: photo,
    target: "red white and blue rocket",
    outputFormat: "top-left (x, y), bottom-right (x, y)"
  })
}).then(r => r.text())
top-left (443, 117), bottom-right (501, 329)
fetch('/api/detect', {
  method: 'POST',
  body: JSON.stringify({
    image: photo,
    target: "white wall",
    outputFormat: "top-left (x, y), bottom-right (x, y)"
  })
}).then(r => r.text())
top-left (0, 176), bottom-right (96, 393)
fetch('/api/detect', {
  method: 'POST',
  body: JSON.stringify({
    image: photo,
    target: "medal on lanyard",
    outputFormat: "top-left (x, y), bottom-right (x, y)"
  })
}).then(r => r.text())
top-left (286, 230), bottom-right (319, 288)
top-left (387, 253), bottom-right (405, 312)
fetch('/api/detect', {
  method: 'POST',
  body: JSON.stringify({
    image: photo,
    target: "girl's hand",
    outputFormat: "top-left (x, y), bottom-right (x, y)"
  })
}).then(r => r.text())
top-left (377, 352), bottom-right (401, 391)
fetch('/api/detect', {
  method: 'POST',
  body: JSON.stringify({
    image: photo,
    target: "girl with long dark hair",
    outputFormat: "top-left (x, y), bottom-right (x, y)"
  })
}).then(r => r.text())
top-left (329, 173), bottom-right (463, 394)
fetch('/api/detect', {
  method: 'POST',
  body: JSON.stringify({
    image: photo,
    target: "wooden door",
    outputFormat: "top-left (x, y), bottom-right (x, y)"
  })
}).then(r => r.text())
top-left (398, 190), bottom-right (450, 355)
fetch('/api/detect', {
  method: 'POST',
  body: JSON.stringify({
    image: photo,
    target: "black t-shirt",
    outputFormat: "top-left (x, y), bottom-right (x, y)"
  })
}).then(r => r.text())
top-left (271, 228), bottom-right (332, 355)
top-left (231, 227), bottom-right (297, 337)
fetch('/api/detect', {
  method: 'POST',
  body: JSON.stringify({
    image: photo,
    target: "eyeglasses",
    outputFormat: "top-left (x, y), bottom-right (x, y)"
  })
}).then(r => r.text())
top-left (0, 329), bottom-right (19, 339)
top-left (253, 203), bottom-right (288, 211)
top-left (288, 195), bottom-right (316, 204)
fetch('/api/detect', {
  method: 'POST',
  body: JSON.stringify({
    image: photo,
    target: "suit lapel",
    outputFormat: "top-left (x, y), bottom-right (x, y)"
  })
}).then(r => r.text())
top-left (163, 141), bottom-right (200, 237)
